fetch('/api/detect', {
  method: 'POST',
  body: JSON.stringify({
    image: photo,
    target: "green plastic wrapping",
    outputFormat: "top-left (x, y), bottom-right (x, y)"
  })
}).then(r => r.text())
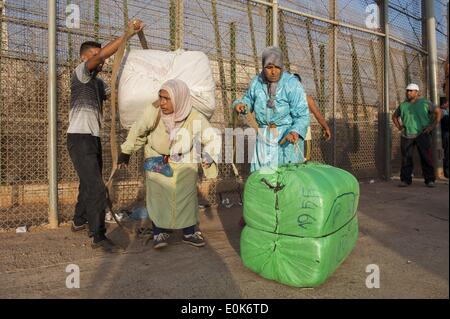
top-left (240, 162), bottom-right (360, 287)
top-left (240, 215), bottom-right (359, 287)
top-left (243, 162), bottom-right (359, 237)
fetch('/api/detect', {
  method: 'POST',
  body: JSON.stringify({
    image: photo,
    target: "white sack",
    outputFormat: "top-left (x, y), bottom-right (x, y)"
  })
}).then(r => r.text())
top-left (118, 49), bottom-right (216, 129)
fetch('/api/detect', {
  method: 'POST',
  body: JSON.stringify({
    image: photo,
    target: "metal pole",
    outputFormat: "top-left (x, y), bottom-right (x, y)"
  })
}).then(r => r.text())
top-left (170, 0), bottom-right (176, 50)
top-left (252, 0), bottom-right (273, 6)
top-left (94, 0), bottom-right (100, 41)
top-left (272, 0), bottom-right (278, 47)
top-left (424, 0), bottom-right (443, 177)
top-left (0, 0), bottom-right (3, 185)
top-left (383, 0), bottom-right (391, 180)
top-left (421, 0), bottom-right (428, 99)
top-left (247, 1), bottom-right (259, 74)
top-left (278, 4), bottom-right (385, 37)
top-left (0, 0), bottom-right (4, 183)
top-left (48, 0), bottom-right (58, 228)
top-left (331, 0), bottom-right (337, 166)
top-left (176, 0), bottom-right (184, 49)
top-left (446, 2), bottom-right (449, 104)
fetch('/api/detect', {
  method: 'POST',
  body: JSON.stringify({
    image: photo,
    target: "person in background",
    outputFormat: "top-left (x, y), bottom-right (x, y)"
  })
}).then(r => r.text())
top-left (293, 73), bottom-right (331, 161)
top-left (392, 83), bottom-right (441, 188)
top-left (440, 88), bottom-right (448, 178)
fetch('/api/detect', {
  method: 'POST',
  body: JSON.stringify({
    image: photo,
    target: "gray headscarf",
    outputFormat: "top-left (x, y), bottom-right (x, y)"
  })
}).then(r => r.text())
top-left (260, 46), bottom-right (284, 109)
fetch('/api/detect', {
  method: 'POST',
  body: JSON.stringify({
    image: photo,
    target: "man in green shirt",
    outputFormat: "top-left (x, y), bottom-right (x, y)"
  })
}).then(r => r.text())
top-left (392, 83), bottom-right (441, 187)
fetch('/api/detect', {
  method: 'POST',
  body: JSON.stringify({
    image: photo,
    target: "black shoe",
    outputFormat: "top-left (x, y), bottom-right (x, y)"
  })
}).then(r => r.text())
top-left (398, 181), bottom-right (411, 187)
top-left (182, 231), bottom-right (206, 247)
top-left (71, 221), bottom-right (87, 232)
top-left (91, 237), bottom-right (122, 253)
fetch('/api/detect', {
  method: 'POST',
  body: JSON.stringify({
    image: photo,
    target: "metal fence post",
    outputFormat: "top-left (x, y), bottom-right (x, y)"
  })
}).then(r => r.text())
top-left (424, 0), bottom-right (443, 178)
top-left (272, 0), bottom-right (278, 47)
top-left (383, 0), bottom-right (391, 180)
top-left (48, 0), bottom-right (58, 228)
top-left (176, 0), bottom-right (184, 49)
top-left (330, 0), bottom-right (337, 166)
top-left (0, 0), bottom-right (3, 183)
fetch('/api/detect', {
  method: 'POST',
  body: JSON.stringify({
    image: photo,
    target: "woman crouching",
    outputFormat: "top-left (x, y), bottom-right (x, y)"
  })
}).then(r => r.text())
top-left (118, 79), bottom-right (221, 249)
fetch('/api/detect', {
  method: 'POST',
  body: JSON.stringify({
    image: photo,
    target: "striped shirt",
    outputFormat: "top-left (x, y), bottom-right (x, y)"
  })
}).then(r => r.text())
top-left (67, 62), bottom-right (110, 137)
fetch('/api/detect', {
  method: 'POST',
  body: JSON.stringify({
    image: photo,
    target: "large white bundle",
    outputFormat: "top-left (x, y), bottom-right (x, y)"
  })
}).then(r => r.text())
top-left (118, 49), bottom-right (216, 129)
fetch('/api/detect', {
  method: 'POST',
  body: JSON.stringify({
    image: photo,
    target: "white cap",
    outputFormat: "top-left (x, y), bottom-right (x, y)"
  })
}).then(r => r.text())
top-left (406, 83), bottom-right (419, 91)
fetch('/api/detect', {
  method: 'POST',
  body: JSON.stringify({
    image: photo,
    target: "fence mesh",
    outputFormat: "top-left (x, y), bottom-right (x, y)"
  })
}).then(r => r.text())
top-left (0, 0), bottom-right (448, 230)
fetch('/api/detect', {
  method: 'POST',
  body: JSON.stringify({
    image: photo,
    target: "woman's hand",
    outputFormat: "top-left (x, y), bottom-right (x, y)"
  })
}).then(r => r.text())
top-left (202, 160), bottom-right (212, 169)
top-left (286, 131), bottom-right (300, 144)
top-left (201, 152), bottom-right (213, 169)
top-left (234, 103), bottom-right (247, 114)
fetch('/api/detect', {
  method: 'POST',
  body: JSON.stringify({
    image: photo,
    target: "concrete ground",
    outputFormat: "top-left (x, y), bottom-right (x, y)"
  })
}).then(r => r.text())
top-left (0, 179), bottom-right (448, 299)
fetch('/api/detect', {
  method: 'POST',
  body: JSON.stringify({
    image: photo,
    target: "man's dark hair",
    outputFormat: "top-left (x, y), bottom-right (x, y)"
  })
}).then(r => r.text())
top-left (79, 41), bottom-right (101, 56)
top-left (293, 73), bottom-right (302, 83)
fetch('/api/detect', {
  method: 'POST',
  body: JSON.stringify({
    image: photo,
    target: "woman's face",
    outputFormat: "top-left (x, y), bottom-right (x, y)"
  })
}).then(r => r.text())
top-left (264, 64), bottom-right (282, 82)
top-left (159, 89), bottom-right (174, 114)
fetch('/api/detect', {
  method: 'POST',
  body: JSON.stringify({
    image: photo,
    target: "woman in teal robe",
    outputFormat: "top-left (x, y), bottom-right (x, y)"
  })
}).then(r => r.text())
top-left (232, 47), bottom-right (310, 172)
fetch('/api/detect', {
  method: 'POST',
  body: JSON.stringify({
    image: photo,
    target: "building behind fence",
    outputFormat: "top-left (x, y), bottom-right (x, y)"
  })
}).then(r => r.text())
top-left (0, 0), bottom-right (448, 230)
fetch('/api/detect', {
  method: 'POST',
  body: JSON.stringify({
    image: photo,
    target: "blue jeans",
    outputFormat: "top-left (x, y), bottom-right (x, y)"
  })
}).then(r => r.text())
top-left (152, 222), bottom-right (195, 236)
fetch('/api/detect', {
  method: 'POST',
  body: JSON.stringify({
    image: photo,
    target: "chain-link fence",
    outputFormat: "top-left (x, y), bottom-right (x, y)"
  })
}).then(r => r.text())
top-left (0, 0), bottom-right (448, 230)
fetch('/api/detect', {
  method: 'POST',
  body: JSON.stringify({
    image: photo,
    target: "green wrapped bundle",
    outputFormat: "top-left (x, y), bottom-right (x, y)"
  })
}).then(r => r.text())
top-left (240, 162), bottom-right (359, 287)
top-left (243, 163), bottom-right (359, 238)
top-left (240, 215), bottom-right (358, 287)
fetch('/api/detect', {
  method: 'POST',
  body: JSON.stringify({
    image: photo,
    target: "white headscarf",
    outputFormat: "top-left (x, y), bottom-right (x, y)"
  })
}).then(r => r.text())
top-left (160, 79), bottom-right (192, 142)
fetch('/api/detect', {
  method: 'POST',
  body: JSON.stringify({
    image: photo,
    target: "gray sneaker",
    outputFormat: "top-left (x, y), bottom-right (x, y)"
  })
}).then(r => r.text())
top-left (425, 181), bottom-right (436, 188)
top-left (182, 231), bottom-right (206, 247)
top-left (153, 233), bottom-right (170, 249)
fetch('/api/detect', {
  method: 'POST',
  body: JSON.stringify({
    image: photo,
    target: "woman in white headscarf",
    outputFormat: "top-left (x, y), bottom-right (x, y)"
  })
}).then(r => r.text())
top-left (118, 79), bottom-right (221, 249)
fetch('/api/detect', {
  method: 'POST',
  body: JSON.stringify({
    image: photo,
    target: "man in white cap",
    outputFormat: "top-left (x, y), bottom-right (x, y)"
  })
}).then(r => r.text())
top-left (392, 83), bottom-right (441, 187)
